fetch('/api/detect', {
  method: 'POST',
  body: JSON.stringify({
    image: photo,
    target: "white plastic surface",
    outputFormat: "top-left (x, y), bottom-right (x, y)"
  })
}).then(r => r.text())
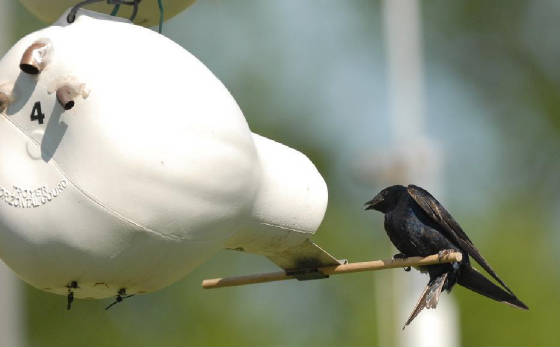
top-left (0, 10), bottom-right (328, 299)
top-left (225, 134), bottom-right (331, 269)
top-left (250, 134), bottom-right (327, 234)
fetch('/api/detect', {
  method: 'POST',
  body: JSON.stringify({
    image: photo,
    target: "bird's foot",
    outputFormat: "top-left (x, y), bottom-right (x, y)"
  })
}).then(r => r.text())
top-left (392, 253), bottom-right (411, 271)
top-left (437, 249), bottom-right (456, 262)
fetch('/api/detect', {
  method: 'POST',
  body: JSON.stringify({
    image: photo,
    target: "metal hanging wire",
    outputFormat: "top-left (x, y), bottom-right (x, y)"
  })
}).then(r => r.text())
top-left (67, 0), bottom-right (142, 24)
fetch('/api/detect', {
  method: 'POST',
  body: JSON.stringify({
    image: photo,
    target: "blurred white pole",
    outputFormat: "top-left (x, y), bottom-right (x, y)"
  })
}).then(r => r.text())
top-left (0, 1), bottom-right (26, 345)
top-left (384, 0), bottom-right (425, 143)
top-left (380, 0), bottom-right (459, 345)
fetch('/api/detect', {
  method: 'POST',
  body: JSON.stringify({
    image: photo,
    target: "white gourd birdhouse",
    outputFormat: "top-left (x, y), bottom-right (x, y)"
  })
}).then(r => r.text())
top-left (0, 10), bottom-right (336, 301)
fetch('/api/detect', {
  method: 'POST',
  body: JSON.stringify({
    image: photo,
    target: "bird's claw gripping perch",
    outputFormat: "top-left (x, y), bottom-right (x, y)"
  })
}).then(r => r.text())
top-left (437, 249), bottom-right (457, 262)
top-left (393, 253), bottom-right (411, 271)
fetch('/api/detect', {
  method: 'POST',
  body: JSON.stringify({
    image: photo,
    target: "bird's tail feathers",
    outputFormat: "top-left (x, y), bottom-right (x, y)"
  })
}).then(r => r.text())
top-left (458, 265), bottom-right (528, 310)
top-left (403, 272), bottom-right (448, 329)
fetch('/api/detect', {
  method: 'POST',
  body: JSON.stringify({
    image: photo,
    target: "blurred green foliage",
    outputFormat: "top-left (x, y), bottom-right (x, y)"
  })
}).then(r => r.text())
top-left (2, 0), bottom-right (559, 345)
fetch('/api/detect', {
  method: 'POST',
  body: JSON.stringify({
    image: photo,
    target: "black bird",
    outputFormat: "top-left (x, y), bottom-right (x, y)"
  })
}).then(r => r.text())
top-left (365, 184), bottom-right (528, 328)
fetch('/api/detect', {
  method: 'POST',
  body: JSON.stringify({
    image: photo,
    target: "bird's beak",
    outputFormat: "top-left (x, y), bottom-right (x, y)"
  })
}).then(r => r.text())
top-left (364, 194), bottom-right (383, 210)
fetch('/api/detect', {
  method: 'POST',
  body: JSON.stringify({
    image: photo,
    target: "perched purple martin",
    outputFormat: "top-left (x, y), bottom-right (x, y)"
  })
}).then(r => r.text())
top-left (365, 184), bottom-right (528, 328)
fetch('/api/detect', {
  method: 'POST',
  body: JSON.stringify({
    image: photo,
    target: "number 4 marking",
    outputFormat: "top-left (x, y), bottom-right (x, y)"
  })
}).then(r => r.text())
top-left (30, 101), bottom-right (45, 124)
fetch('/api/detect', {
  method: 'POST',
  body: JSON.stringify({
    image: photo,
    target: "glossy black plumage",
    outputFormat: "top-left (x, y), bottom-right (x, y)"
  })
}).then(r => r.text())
top-left (365, 184), bottom-right (528, 328)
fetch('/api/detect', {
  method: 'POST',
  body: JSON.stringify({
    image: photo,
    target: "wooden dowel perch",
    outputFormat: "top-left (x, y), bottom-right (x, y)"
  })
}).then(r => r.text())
top-left (202, 252), bottom-right (462, 289)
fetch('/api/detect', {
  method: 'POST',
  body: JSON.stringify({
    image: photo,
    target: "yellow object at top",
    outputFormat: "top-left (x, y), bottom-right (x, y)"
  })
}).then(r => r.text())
top-left (18, 0), bottom-right (196, 26)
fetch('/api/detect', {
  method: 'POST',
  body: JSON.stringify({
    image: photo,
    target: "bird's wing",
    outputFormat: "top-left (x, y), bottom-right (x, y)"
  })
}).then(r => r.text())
top-left (406, 184), bottom-right (515, 296)
top-left (403, 272), bottom-right (448, 329)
